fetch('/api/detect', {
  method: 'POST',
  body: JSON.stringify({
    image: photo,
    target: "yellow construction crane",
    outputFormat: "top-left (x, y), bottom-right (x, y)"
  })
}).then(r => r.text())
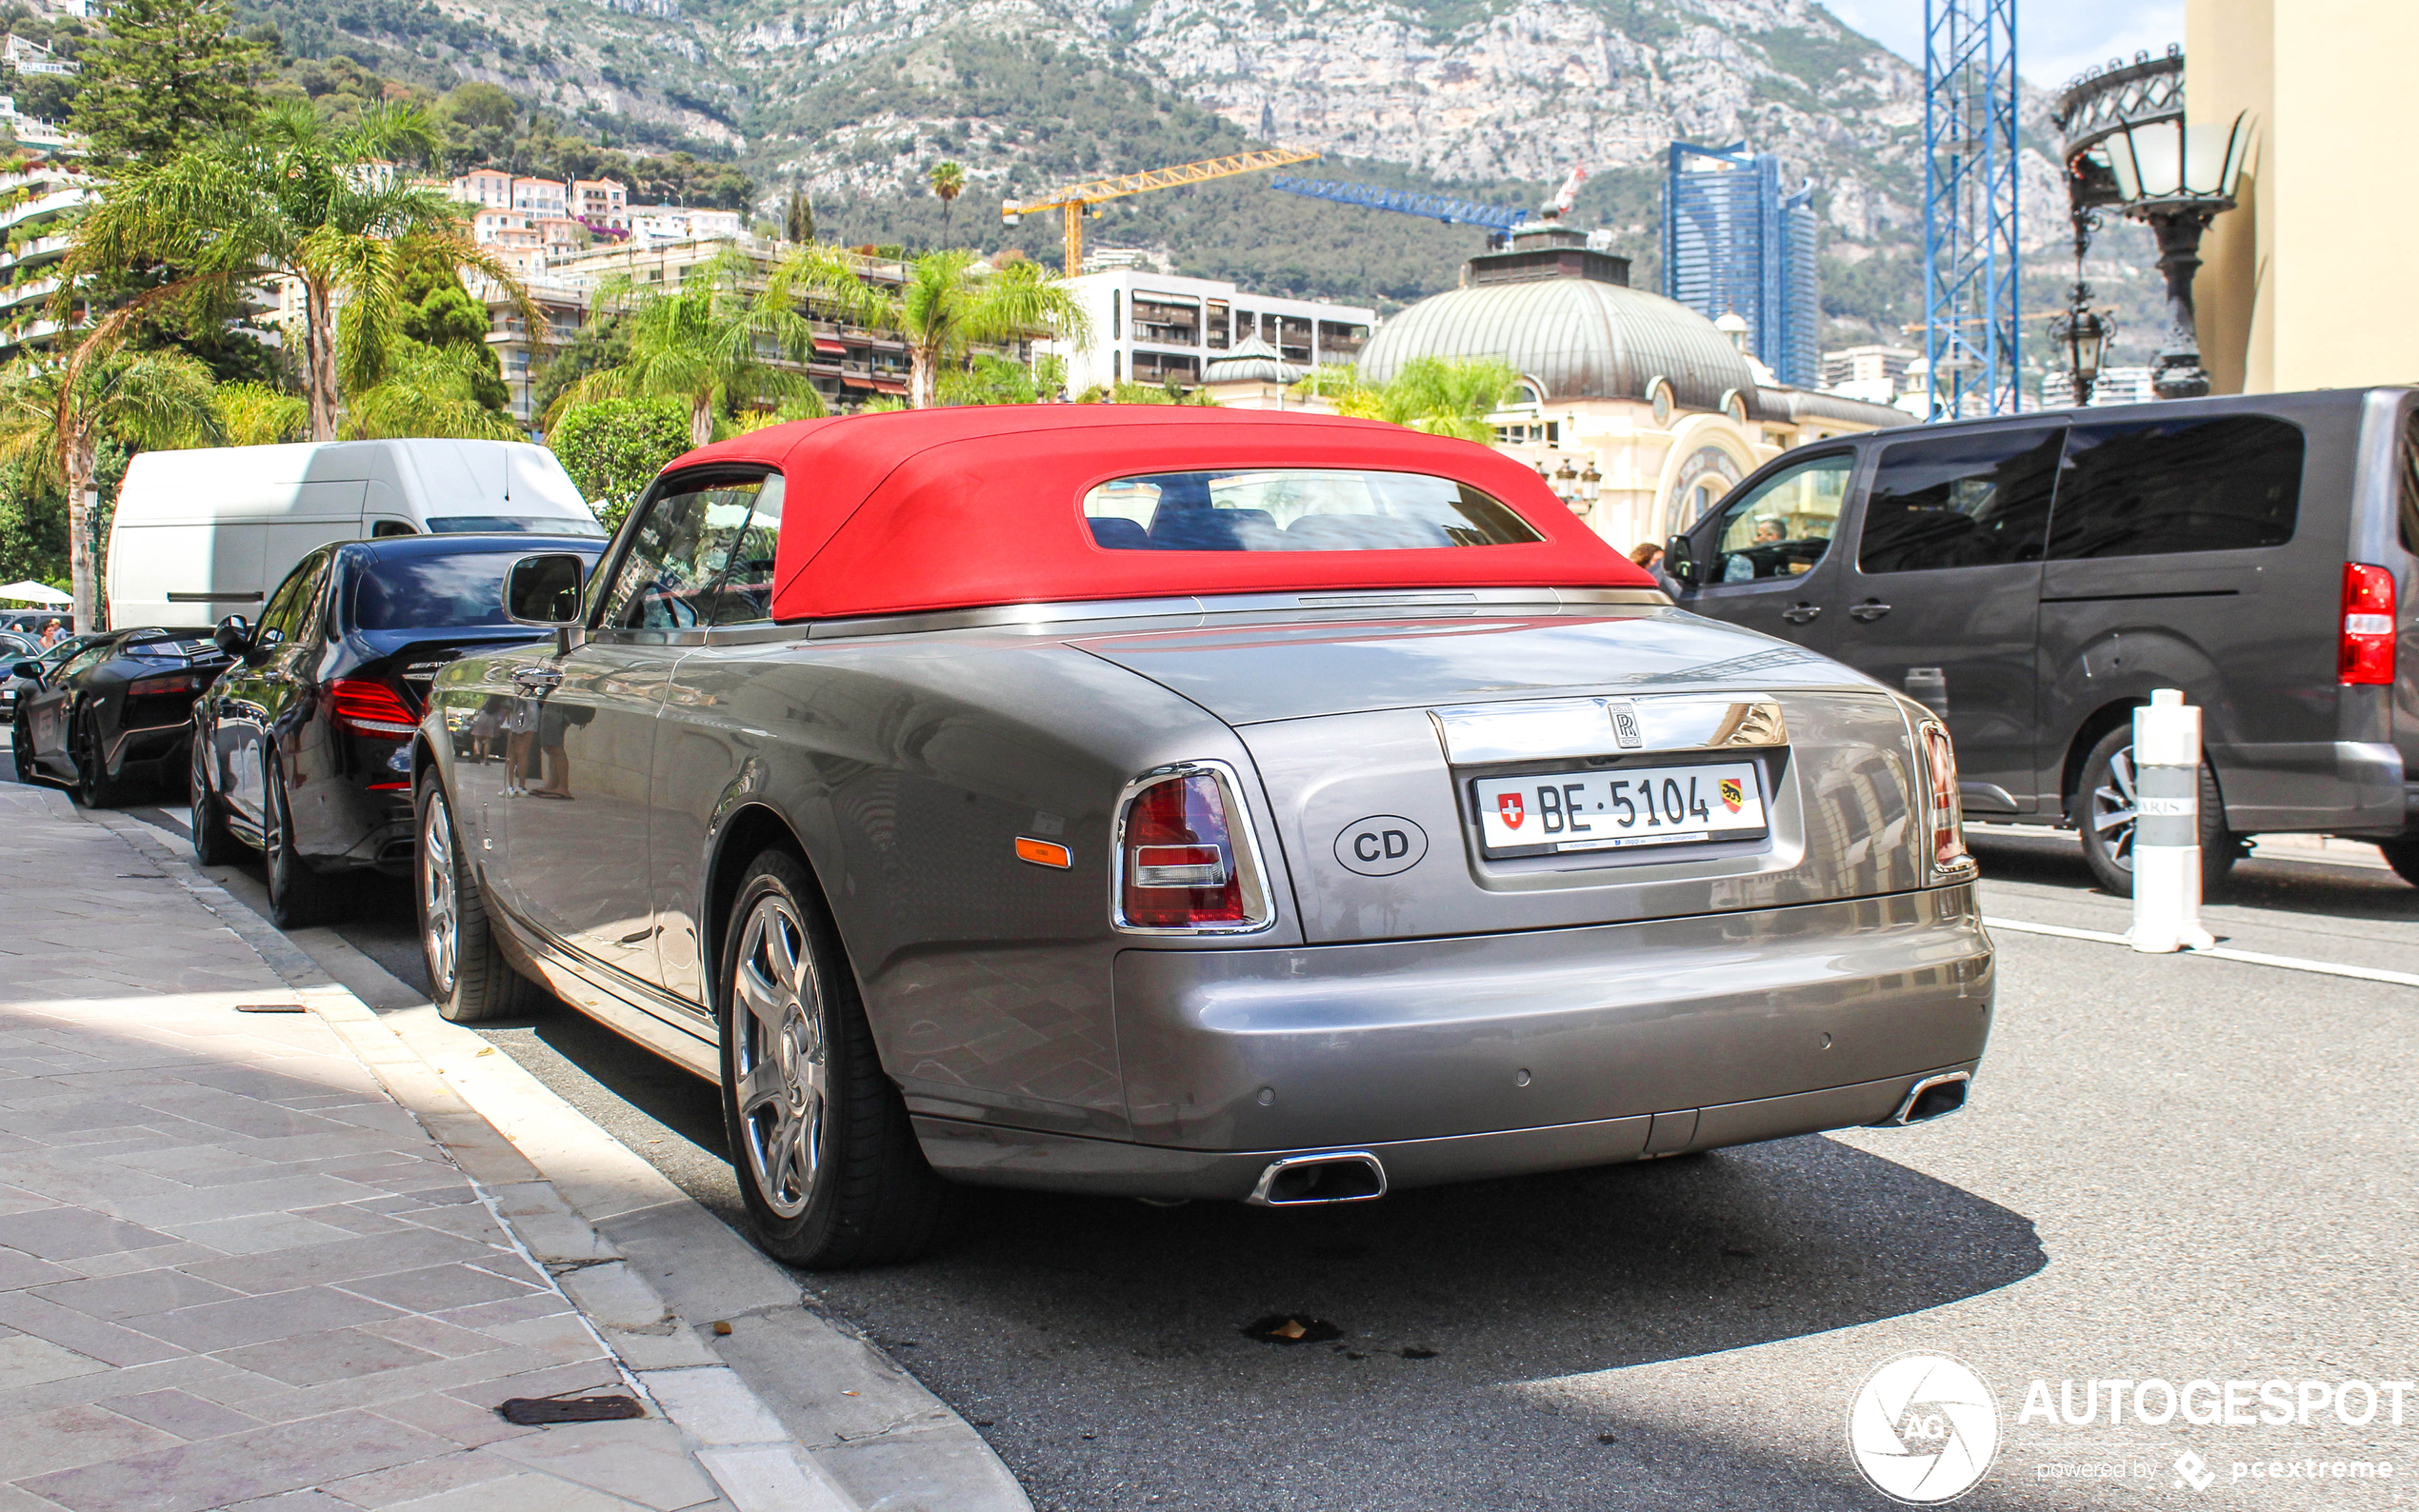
top-left (1002, 148), bottom-right (1322, 275)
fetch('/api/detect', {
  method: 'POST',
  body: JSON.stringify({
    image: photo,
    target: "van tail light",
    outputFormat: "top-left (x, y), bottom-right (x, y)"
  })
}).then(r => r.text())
top-left (1115, 764), bottom-right (1272, 932)
top-left (330, 678), bottom-right (420, 738)
top-left (1917, 720), bottom-right (1974, 880)
top-left (2340, 564), bottom-right (2397, 685)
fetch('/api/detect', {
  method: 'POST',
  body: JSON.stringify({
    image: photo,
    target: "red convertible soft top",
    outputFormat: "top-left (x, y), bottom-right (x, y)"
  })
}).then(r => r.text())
top-left (664, 406), bottom-right (1655, 622)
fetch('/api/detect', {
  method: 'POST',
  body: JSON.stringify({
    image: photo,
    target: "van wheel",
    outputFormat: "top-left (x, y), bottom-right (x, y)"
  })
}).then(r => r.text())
top-left (262, 754), bottom-right (342, 928)
top-left (2375, 840), bottom-right (2419, 888)
top-left (718, 848), bottom-right (952, 1270)
top-left (2072, 725), bottom-right (2237, 897)
top-left (417, 782), bottom-right (543, 1023)
top-left (190, 736), bottom-right (240, 866)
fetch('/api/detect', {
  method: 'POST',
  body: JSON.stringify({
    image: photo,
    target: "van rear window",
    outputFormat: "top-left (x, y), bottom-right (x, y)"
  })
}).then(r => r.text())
top-left (1080, 470), bottom-right (1543, 552)
top-left (2048, 416), bottom-right (2303, 559)
top-left (427, 514), bottom-right (606, 537)
top-left (2399, 411), bottom-right (2419, 555)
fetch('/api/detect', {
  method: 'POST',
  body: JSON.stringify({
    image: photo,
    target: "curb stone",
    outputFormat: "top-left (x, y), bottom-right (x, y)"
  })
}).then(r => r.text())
top-left (74, 792), bottom-right (1031, 1512)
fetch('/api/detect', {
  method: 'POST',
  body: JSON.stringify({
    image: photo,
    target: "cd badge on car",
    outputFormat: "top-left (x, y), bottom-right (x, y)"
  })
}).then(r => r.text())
top-left (1497, 792), bottom-right (1525, 829)
top-left (1335, 815), bottom-right (1428, 877)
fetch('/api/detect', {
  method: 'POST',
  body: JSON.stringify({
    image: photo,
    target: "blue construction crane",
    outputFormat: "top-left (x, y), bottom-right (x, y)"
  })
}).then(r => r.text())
top-left (1269, 175), bottom-right (1530, 235)
top-left (1923, 0), bottom-right (2022, 418)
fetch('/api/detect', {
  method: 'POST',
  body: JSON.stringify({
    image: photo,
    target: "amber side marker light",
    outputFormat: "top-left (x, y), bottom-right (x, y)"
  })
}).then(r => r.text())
top-left (1015, 836), bottom-right (1072, 868)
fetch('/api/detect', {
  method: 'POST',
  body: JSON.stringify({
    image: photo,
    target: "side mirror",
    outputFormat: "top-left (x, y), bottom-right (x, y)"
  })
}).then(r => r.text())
top-left (212, 615), bottom-right (252, 656)
top-left (505, 553), bottom-right (587, 627)
top-left (1663, 534), bottom-right (1698, 587)
top-left (9, 661), bottom-right (37, 681)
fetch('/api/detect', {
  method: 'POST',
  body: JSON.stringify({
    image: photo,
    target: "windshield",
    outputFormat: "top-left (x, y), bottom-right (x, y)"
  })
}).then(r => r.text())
top-left (426, 514), bottom-right (606, 537)
top-left (1081, 469), bottom-right (1546, 552)
top-left (350, 550), bottom-right (594, 631)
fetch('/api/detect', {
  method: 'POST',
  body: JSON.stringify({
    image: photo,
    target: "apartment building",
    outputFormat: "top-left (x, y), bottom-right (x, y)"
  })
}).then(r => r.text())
top-left (1050, 269), bottom-right (1374, 394)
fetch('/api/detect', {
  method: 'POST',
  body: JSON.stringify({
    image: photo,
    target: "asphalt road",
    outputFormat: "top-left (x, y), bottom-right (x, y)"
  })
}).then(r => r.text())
top-left (23, 754), bottom-right (2417, 1510)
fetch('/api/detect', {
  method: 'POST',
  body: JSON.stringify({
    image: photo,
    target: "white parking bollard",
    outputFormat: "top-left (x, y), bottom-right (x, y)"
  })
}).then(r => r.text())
top-left (2126, 688), bottom-right (2214, 953)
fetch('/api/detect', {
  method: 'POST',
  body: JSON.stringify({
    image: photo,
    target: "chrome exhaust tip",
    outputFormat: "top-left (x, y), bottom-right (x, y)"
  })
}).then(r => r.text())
top-left (1246, 1152), bottom-right (1388, 1206)
top-left (1877, 1070), bottom-right (1971, 1127)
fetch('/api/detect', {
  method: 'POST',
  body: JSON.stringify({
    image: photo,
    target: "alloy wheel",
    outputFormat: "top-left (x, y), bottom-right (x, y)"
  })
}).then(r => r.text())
top-left (2090, 744), bottom-right (2138, 873)
top-left (420, 797), bottom-right (459, 995)
top-left (731, 893), bottom-right (826, 1220)
top-left (189, 739), bottom-right (210, 837)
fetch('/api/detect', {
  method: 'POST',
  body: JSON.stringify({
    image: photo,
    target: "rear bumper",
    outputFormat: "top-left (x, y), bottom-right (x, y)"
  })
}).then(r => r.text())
top-left (913, 885), bottom-right (1993, 1200)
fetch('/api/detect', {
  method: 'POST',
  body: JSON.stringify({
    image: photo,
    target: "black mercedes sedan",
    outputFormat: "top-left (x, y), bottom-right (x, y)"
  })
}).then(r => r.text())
top-left (10, 628), bottom-right (230, 806)
top-left (192, 532), bottom-right (609, 927)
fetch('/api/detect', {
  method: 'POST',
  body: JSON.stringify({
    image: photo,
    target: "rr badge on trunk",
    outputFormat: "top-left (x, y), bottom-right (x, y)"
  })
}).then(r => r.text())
top-left (1720, 777), bottom-right (1744, 814)
top-left (1497, 792), bottom-right (1526, 829)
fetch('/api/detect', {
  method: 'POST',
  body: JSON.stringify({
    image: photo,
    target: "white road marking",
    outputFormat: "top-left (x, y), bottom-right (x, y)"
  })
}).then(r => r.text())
top-left (1983, 915), bottom-right (2419, 989)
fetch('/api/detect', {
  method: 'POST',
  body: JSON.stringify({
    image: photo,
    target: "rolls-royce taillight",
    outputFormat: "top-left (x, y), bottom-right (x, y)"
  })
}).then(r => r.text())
top-left (1115, 764), bottom-right (1272, 932)
top-left (1917, 720), bottom-right (1973, 880)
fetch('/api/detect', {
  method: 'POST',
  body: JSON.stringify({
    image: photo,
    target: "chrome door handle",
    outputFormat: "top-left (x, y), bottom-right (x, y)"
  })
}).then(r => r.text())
top-left (511, 667), bottom-right (563, 692)
top-left (1849, 600), bottom-right (1892, 622)
top-left (1780, 603), bottom-right (1821, 624)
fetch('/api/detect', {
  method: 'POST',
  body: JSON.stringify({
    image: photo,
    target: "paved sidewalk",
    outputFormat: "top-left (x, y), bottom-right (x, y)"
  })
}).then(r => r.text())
top-left (0, 784), bottom-right (741, 1512)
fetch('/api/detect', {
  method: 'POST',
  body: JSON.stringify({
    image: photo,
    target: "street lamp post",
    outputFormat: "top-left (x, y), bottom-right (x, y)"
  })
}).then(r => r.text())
top-left (2102, 112), bottom-right (2248, 400)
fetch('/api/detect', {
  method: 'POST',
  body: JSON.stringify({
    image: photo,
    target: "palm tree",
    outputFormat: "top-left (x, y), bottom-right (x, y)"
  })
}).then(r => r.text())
top-left (347, 345), bottom-right (523, 441)
top-left (1315, 355), bottom-right (1521, 443)
top-left (928, 160), bottom-right (966, 246)
top-left (210, 382), bottom-right (308, 446)
top-left (548, 248), bottom-right (824, 447)
top-left (786, 247), bottom-right (1088, 409)
top-left (0, 349), bottom-right (221, 627)
top-left (56, 101), bottom-right (530, 443)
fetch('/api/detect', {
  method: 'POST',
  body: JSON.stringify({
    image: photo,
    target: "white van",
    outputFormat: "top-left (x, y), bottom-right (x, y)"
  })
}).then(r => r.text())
top-left (106, 439), bottom-right (605, 629)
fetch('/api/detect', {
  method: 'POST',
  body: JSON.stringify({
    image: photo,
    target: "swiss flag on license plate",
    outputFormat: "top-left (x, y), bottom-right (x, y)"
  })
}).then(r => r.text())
top-left (1497, 792), bottom-right (1525, 829)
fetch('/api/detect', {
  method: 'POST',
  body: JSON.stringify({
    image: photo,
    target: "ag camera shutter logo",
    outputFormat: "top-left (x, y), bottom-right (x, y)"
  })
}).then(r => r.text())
top-left (1848, 1353), bottom-right (2000, 1503)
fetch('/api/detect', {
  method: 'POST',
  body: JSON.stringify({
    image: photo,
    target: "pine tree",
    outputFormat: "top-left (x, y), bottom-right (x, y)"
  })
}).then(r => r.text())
top-left (70, 0), bottom-right (267, 170)
top-left (784, 185), bottom-right (814, 246)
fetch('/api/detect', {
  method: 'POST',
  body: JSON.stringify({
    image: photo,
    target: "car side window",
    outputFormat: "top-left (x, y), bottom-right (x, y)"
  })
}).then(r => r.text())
top-left (59, 645), bottom-right (110, 680)
top-left (2049, 415), bottom-right (2304, 560)
top-left (1698, 453), bottom-right (1852, 588)
top-left (693, 476), bottom-right (785, 627)
top-left (595, 474), bottom-right (774, 632)
top-left (290, 553), bottom-right (335, 647)
top-left (255, 565), bottom-right (311, 647)
top-left (1858, 426), bottom-right (2064, 574)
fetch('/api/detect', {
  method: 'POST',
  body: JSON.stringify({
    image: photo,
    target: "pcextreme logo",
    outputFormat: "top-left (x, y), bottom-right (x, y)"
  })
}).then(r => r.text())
top-left (1848, 1353), bottom-right (2002, 1503)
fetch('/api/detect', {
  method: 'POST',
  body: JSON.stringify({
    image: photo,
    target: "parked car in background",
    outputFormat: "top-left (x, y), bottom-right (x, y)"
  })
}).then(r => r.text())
top-left (1, 631), bottom-right (90, 744)
top-left (416, 408), bottom-right (1992, 1271)
top-left (10, 628), bottom-right (230, 806)
top-left (108, 439), bottom-right (604, 631)
top-left (191, 532), bottom-right (610, 928)
top-left (0, 611), bottom-right (72, 638)
top-left (1666, 387), bottom-right (2419, 892)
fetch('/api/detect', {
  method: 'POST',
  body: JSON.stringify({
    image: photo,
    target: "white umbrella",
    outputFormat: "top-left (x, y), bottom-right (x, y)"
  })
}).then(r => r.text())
top-left (0, 582), bottom-right (70, 607)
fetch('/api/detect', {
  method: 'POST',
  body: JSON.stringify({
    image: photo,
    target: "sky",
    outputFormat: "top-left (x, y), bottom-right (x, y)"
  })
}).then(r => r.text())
top-left (1818, 0), bottom-right (2186, 92)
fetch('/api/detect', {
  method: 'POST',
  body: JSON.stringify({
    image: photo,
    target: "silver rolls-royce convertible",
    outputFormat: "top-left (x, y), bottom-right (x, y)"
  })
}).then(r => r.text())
top-left (413, 407), bottom-right (1992, 1269)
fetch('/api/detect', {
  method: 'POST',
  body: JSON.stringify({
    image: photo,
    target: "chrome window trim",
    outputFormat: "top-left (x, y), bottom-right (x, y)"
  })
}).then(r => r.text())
top-left (803, 586), bottom-right (1669, 641)
top-left (1109, 758), bottom-right (1279, 937)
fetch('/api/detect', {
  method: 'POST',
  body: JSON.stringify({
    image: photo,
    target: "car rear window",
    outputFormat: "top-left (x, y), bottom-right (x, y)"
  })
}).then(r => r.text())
top-left (426, 514), bottom-right (607, 537)
top-left (1080, 469), bottom-right (1545, 551)
top-left (2048, 415), bottom-right (2304, 559)
top-left (351, 552), bottom-right (577, 630)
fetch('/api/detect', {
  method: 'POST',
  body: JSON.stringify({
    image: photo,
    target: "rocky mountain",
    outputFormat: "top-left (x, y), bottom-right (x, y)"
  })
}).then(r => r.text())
top-left (245, 0), bottom-right (2165, 362)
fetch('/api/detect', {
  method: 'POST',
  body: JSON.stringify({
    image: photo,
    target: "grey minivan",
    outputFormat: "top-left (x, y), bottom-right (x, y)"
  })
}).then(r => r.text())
top-left (1666, 386), bottom-right (2419, 892)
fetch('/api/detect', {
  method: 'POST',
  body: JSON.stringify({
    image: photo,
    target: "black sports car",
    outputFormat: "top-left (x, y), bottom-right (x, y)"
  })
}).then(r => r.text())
top-left (10, 628), bottom-right (230, 806)
top-left (191, 532), bottom-right (609, 927)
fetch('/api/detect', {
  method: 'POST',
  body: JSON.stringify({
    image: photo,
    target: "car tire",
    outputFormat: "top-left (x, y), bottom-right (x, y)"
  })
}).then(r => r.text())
top-left (417, 781), bottom-right (543, 1024)
top-left (2073, 724), bottom-right (2238, 898)
top-left (70, 707), bottom-right (123, 808)
top-left (262, 752), bottom-right (342, 928)
top-left (2375, 838), bottom-right (2419, 888)
top-left (190, 736), bottom-right (240, 866)
top-left (10, 709), bottom-right (36, 786)
top-left (718, 848), bottom-right (952, 1270)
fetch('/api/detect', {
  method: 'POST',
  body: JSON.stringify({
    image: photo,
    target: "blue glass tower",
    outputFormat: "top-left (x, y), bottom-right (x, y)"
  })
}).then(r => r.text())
top-left (1662, 142), bottom-right (1820, 388)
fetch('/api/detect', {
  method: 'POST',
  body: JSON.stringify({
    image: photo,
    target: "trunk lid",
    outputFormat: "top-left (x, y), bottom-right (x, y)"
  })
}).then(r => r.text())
top-left (1078, 606), bottom-right (1933, 945)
